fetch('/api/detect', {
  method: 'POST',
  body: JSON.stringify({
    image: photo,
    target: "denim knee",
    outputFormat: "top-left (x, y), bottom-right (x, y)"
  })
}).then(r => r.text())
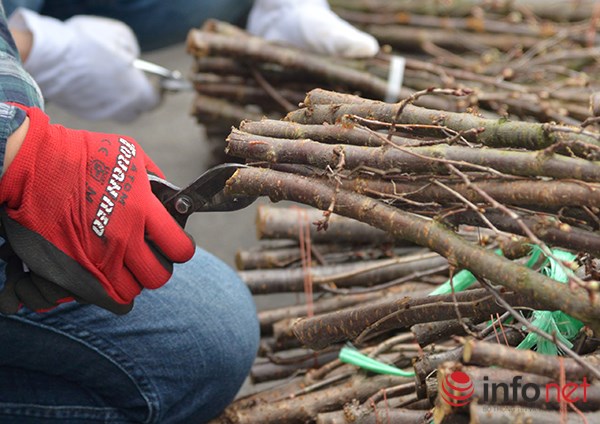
top-left (0, 248), bottom-right (260, 424)
top-left (162, 248), bottom-right (260, 422)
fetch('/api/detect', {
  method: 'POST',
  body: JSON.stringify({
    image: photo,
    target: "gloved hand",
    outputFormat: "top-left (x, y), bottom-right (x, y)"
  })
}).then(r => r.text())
top-left (246, 0), bottom-right (379, 58)
top-left (8, 9), bottom-right (159, 122)
top-left (0, 105), bottom-right (195, 314)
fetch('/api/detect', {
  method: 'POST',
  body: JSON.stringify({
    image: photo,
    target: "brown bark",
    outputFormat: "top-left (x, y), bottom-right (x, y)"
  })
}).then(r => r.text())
top-left (365, 24), bottom-right (544, 53)
top-left (344, 177), bottom-right (600, 209)
top-left (250, 350), bottom-right (340, 384)
top-left (235, 244), bottom-right (314, 270)
top-left (335, 9), bottom-right (594, 44)
top-left (258, 286), bottom-right (420, 335)
top-left (236, 243), bottom-right (421, 270)
top-left (226, 129), bottom-right (600, 182)
top-left (212, 374), bottom-right (411, 424)
top-left (187, 29), bottom-right (391, 100)
top-left (463, 339), bottom-right (600, 382)
top-left (410, 319), bottom-right (475, 348)
top-left (225, 167), bottom-right (600, 333)
top-left (446, 209), bottom-right (600, 256)
top-left (328, 0), bottom-right (597, 22)
top-left (194, 56), bottom-right (324, 84)
top-left (259, 336), bottom-right (302, 354)
top-left (413, 329), bottom-right (525, 399)
top-left (240, 255), bottom-right (447, 294)
top-left (272, 317), bottom-right (302, 347)
top-left (255, 204), bottom-right (396, 244)
top-left (287, 89), bottom-right (600, 151)
top-left (194, 83), bottom-right (305, 111)
top-left (290, 288), bottom-right (537, 350)
top-left (192, 94), bottom-right (266, 127)
top-left (240, 119), bottom-right (388, 147)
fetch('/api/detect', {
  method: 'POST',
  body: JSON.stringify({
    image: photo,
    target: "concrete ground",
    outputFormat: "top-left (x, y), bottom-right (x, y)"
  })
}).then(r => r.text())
top-left (46, 42), bottom-right (262, 270)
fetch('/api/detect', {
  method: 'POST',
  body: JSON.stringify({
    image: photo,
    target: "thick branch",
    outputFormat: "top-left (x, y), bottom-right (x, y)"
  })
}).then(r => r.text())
top-left (345, 178), bottom-right (600, 209)
top-left (240, 119), bottom-right (387, 147)
top-left (463, 339), bottom-right (600, 381)
top-left (187, 30), bottom-right (390, 100)
top-left (240, 255), bottom-right (446, 294)
top-left (226, 129), bottom-right (600, 182)
top-left (226, 167), bottom-right (600, 333)
top-left (286, 89), bottom-right (600, 150)
top-left (255, 204), bottom-right (396, 244)
top-left (289, 288), bottom-right (535, 350)
top-left (258, 289), bottom-right (401, 334)
top-left (447, 209), bottom-right (600, 256)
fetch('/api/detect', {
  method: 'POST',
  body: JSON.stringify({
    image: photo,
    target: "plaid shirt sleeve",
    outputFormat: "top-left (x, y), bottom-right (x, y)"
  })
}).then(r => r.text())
top-left (0, 2), bottom-right (44, 169)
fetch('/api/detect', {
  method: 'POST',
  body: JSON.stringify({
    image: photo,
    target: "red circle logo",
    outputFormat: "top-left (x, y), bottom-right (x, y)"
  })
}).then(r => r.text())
top-left (441, 371), bottom-right (474, 407)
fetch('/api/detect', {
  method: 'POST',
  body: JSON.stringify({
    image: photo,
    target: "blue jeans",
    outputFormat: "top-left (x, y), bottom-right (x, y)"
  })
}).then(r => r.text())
top-left (0, 247), bottom-right (260, 423)
top-left (3, 0), bottom-right (254, 50)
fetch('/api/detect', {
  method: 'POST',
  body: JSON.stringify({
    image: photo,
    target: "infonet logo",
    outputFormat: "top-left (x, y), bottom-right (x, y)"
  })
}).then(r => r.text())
top-left (441, 371), bottom-right (474, 407)
top-left (441, 372), bottom-right (591, 407)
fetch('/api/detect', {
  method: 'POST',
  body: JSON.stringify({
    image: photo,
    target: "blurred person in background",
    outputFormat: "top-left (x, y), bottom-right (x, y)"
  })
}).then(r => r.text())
top-left (3, 0), bottom-right (379, 122)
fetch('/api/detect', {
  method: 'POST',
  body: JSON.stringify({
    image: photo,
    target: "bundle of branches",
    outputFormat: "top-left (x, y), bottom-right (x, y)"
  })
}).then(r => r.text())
top-left (185, 19), bottom-right (453, 151)
top-left (329, 0), bottom-right (598, 22)
top-left (224, 205), bottom-right (560, 423)
top-left (225, 234), bottom-right (600, 423)
top-left (186, 14), bottom-right (600, 164)
top-left (240, 204), bottom-right (456, 382)
top-left (328, 0), bottom-right (600, 123)
top-left (216, 334), bottom-right (600, 423)
top-left (209, 88), bottom-right (600, 423)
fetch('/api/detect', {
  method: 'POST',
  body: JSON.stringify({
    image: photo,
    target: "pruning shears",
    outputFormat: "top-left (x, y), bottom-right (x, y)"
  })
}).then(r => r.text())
top-left (133, 58), bottom-right (194, 92)
top-left (149, 163), bottom-right (257, 228)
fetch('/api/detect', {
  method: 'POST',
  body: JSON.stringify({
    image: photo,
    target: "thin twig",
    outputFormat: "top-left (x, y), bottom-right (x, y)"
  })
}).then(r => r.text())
top-left (319, 264), bottom-right (449, 295)
top-left (432, 179), bottom-right (502, 234)
top-left (478, 279), bottom-right (600, 380)
top-left (250, 67), bottom-right (296, 112)
top-left (447, 163), bottom-right (597, 295)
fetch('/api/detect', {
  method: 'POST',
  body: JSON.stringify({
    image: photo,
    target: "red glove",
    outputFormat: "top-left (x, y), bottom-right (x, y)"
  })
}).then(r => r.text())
top-left (0, 106), bottom-right (195, 313)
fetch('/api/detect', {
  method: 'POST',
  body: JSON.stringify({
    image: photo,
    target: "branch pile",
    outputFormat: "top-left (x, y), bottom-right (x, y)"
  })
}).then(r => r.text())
top-left (186, 2), bottom-right (600, 162)
top-left (208, 87), bottom-right (600, 423)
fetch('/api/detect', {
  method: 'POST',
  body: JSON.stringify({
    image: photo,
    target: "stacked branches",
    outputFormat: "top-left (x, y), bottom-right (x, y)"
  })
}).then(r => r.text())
top-left (329, 0), bottom-right (600, 125)
top-left (210, 88), bottom-right (600, 423)
top-left (186, 2), bottom-right (600, 161)
top-left (240, 204), bottom-right (452, 384)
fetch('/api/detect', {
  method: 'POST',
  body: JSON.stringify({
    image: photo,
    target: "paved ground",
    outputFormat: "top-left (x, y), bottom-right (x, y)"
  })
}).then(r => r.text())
top-left (46, 42), bottom-right (262, 270)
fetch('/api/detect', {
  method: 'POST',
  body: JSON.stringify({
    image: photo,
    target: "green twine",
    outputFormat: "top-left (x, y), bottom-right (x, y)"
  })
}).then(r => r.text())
top-left (338, 346), bottom-right (415, 377)
top-left (338, 245), bottom-right (583, 376)
top-left (515, 247), bottom-right (583, 355)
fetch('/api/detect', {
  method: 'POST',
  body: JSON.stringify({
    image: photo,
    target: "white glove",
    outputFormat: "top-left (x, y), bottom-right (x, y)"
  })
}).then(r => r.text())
top-left (8, 8), bottom-right (159, 122)
top-left (246, 0), bottom-right (379, 58)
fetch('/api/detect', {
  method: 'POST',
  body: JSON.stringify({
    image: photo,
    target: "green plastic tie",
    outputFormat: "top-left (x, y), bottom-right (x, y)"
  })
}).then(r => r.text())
top-left (515, 247), bottom-right (583, 355)
top-left (426, 244), bottom-right (582, 355)
top-left (339, 246), bottom-right (583, 373)
top-left (338, 346), bottom-right (415, 377)
top-left (428, 248), bottom-right (504, 296)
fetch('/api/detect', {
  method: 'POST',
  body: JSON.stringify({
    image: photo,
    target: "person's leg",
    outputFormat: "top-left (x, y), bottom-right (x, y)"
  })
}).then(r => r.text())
top-left (0, 247), bottom-right (259, 424)
top-left (37, 0), bottom-right (254, 51)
